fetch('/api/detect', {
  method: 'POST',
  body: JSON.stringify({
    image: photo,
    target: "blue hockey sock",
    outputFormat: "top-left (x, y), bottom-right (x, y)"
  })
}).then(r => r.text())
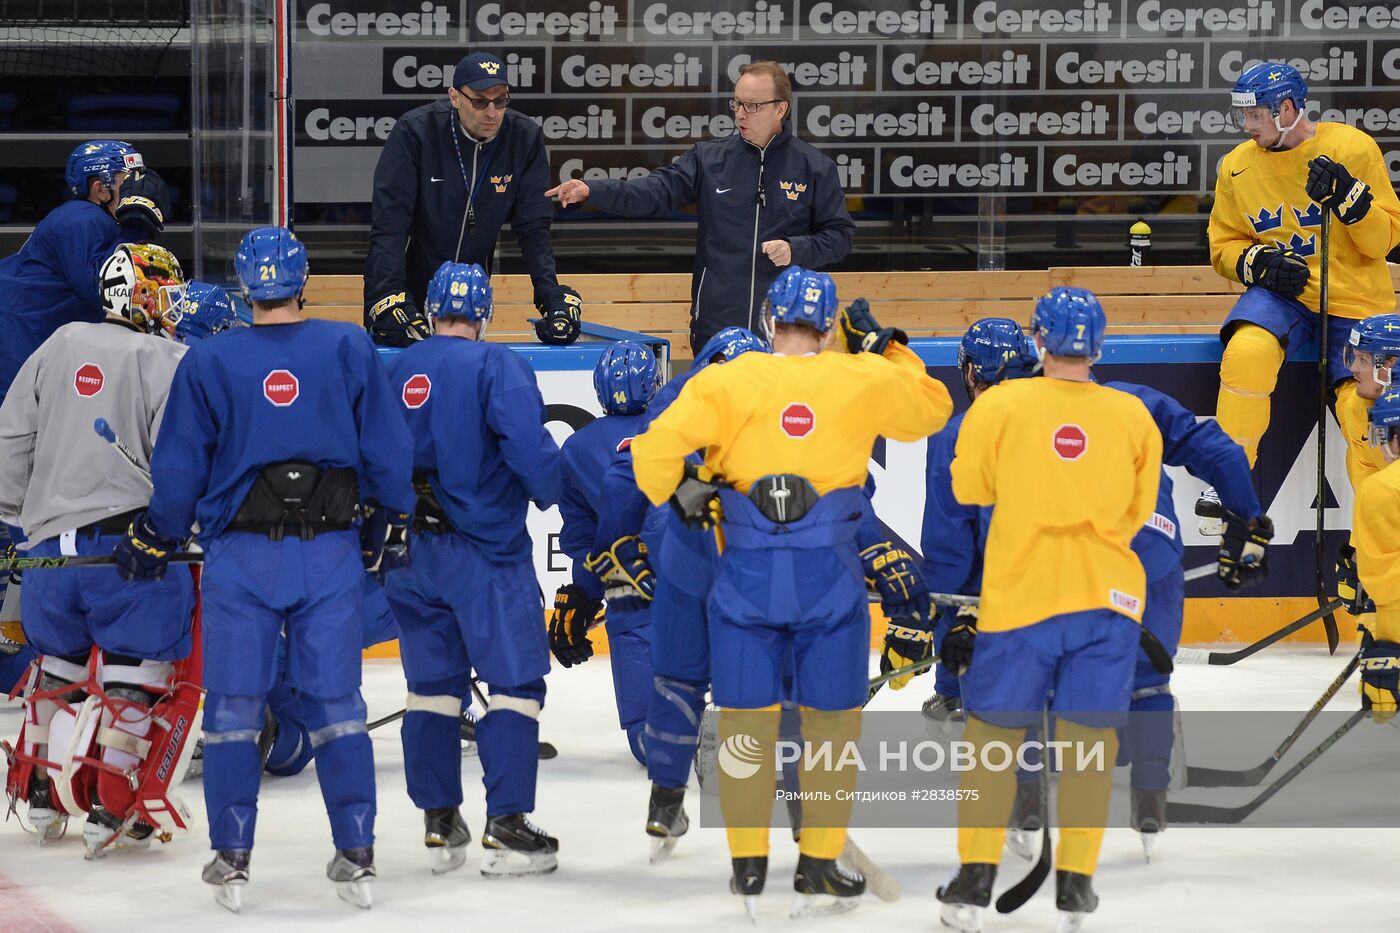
top-left (1127, 685), bottom-right (1175, 790)
top-left (203, 692), bottom-right (267, 850)
top-left (305, 691), bottom-right (376, 849)
top-left (644, 676), bottom-right (707, 788)
top-left (477, 680), bottom-right (545, 817)
top-left (401, 675), bottom-right (470, 810)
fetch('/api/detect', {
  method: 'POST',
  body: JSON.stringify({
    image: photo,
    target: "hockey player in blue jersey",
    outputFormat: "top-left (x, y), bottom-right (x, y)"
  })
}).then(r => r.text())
top-left (173, 282), bottom-right (247, 342)
top-left (384, 261), bottom-right (563, 878)
top-left (551, 341), bottom-right (664, 765)
top-left (114, 226), bottom-right (415, 913)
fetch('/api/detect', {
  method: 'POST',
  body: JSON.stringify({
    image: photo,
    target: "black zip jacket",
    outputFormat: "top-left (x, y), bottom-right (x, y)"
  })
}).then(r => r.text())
top-left (364, 102), bottom-right (558, 322)
top-left (585, 125), bottom-right (855, 348)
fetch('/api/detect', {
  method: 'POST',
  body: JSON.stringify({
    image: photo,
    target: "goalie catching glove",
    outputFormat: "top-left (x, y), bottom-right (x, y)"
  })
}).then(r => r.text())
top-left (583, 534), bottom-right (655, 603)
top-left (1217, 510), bottom-right (1273, 590)
top-left (534, 285), bottom-right (583, 346)
top-left (549, 584), bottom-right (603, 667)
top-left (368, 291), bottom-right (433, 347)
top-left (840, 298), bottom-right (908, 355)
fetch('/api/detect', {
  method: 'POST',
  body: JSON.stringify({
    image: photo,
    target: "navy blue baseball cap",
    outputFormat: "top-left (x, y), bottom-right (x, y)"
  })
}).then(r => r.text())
top-left (454, 53), bottom-right (508, 92)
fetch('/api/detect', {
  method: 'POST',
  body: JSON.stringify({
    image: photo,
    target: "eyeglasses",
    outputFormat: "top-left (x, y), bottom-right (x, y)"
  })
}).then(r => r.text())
top-left (729, 98), bottom-right (781, 114)
top-left (458, 93), bottom-right (511, 112)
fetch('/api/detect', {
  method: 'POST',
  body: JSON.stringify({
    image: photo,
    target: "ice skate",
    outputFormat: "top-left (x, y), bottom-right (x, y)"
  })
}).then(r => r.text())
top-left (1131, 787), bottom-right (1167, 863)
top-left (82, 804), bottom-right (153, 859)
top-left (645, 783), bottom-right (689, 863)
top-left (481, 813), bottom-right (558, 877)
top-left (425, 806), bottom-right (471, 874)
top-left (26, 774), bottom-right (67, 845)
top-left (1195, 487), bottom-right (1224, 536)
top-left (460, 709), bottom-right (478, 756)
top-left (937, 863), bottom-right (996, 932)
top-left (729, 855), bottom-right (767, 922)
top-left (184, 736), bottom-right (205, 780)
top-left (790, 853), bottom-right (863, 919)
top-left (1005, 780), bottom-right (1044, 860)
top-left (327, 846), bottom-right (375, 909)
top-left (1055, 870), bottom-right (1099, 932)
top-left (921, 692), bottom-right (965, 723)
top-left (202, 849), bottom-right (250, 914)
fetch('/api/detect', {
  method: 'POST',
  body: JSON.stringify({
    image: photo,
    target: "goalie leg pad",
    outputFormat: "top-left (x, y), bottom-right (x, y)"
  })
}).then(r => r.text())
top-left (402, 672), bottom-right (471, 810)
top-left (203, 692), bottom-right (268, 851)
top-left (477, 679), bottom-right (545, 817)
top-left (303, 690), bottom-right (375, 850)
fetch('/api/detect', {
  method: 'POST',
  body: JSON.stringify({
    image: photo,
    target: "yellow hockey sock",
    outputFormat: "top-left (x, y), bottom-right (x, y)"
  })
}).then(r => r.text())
top-left (955, 717), bottom-right (1024, 866)
top-left (1053, 721), bottom-right (1118, 876)
top-left (720, 705), bottom-right (780, 859)
top-left (1217, 323), bottom-right (1284, 467)
top-left (794, 706), bottom-right (861, 860)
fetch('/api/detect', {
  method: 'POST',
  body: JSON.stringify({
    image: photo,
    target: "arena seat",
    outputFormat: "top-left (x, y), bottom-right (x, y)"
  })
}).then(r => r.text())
top-left (301, 266), bottom-right (1400, 358)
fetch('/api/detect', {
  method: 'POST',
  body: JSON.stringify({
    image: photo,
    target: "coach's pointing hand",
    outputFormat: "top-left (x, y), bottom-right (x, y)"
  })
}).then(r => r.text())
top-left (546, 179), bottom-right (591, 206)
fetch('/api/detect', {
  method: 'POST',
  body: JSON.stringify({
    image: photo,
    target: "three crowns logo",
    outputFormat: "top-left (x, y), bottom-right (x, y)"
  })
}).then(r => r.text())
top-left (778, 180), bottom-right (808, 201)
top-left (1277, 232), bottom-right (1317, 257)
top-left (490, 174), bottom-right (513, 193)
top-left (1292, 203), bottom-right (1324, 227)
top-left (1248, 204), bottom-right (1284, 234)
top-left (480, 61), bottom-right (501, 75)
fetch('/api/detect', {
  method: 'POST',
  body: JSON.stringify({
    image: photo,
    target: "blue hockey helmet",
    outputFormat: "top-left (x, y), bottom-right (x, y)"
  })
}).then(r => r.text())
top-left (1345, 314), bottom-right (1400, 388)
top-left (425, 261), bottom-right (492, 323)
top-left (1030, 287), bottom-right (1107, 361)
top-left (235, 226), bottom-right (308, 302)
top-left (1230, 62), bottom-right (1308, 141)
top-left (959, 317), bottom-right (1038, 383)
top-left (65, 139), bottom-right (143, 198)
top-left (695, 326), bottom-right (771, 367)
top-left (766, 266), bottom-right (838, 335)
top-left (175, 281), bottom-right (245, 342)
top-left (1367, 387), bottom-right (1400, 449)
top-left (594, 341), bottom-right (661, 416)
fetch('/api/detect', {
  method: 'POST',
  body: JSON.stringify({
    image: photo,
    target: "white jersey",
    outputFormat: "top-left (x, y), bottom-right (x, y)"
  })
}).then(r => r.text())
top-left (0, 319), bottom-right (186, 544)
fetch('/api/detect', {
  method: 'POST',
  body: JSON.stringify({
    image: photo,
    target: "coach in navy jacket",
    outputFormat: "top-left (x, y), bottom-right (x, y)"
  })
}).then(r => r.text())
top-left (364, 52), bottom-right (574, 347)
top-left (547, 61), bottom-right (855, 352)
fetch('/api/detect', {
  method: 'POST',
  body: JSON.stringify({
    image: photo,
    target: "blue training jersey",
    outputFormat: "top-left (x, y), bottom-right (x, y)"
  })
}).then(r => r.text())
top-left (147, 320), bottom-right (414, 541)
top-left (559, 410), bottom-right (651, 599)
top-left (386, 335), bottom-right (561, 561)
top-left (1105, 380), bottom-right (1261, 582)
top-left (920, 410), bottom-right (992, 596)
top-left (0, 201), bottom-right (130, 399)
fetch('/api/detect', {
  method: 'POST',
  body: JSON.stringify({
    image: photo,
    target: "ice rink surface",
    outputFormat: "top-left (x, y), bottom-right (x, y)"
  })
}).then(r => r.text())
top-left (1, 646), bottom-right (1391, 932)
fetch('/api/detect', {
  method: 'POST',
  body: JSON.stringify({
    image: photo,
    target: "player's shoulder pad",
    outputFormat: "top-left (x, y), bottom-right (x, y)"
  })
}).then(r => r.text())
top-left (1318, 121), bottom-right (1385, 160)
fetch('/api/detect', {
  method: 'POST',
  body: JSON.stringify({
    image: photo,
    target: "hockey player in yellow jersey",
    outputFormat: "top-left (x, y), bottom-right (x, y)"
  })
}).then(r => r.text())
top-left (1204, 61), bottom-right (1400, 522)
top-left (630, 266), bottom-right (951, 919)
top-left (937, 288), bottom-right (1164, 933)
top-left (1352, 389), bottom-right (1400, 724)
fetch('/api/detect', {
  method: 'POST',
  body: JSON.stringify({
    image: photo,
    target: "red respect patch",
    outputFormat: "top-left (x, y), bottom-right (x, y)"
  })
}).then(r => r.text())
top-left (74, 362), bottom-right (104, 397)
top-left (263, 369), bottom-right (299, 407)
top-left (780, 403), bottom-right (815, 438)
top-left (402, 373), bottom-right (432, 409)
top-left (1052, 423), bottom-right (1088, 460)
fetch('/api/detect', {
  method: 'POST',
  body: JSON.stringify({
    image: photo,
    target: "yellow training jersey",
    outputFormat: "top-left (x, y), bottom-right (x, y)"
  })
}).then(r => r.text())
top-left (1209, 122), bottom-right (1400, 319)
top-left (631, 343), bottom-right (952, 505)
top-left (1353, 458), bottom-right (1400, 642)
top-left (1336, 383), bottom-right (1385, 492)
top-left (950, 377), bottom-right (1162, 634)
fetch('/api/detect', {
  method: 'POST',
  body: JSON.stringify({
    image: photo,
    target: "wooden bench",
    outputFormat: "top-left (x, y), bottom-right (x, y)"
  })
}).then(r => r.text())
top-left (302, 266), bottom-right (1400, 359)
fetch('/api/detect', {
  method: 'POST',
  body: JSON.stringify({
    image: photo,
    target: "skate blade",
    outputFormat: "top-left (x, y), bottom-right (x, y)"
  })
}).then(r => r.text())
top-left (214, 883), bottom-right (244, 914)
top-left (30, 813), bottom-right (67, 846)
top-left (1005, 829), bottom-right (1036, 861)
top-left (939, 902), bottom-right (984, 933)
top-left (1057, 910), bottom-right (1087, 933)
top-left (1140, 831), bottom-right (1156, 864)
top-left (336, 879), bottom-right (373, 910)
top-left (649, 834), bottom-right (679, 864)
top-left (429, 844), bottom-right (468, 875)
top-left (742, 895), bottom-right (760, 923)
top-left (480, 848), bottom-right (558, 877)
top-left (789, 892), bottom-right (860, 919)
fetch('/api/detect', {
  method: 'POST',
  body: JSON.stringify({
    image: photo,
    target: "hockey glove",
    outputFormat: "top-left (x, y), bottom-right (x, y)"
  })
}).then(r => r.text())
top-left (861, 540), bottom-right (930, 625)
top-left (584, 534), bottom-right (656, 602)
top-left (1217, 511), bottom-right (1273, 590)
top-left (1307, 155), bottom-right (1373, 226)
top-left (114, 512), bottom-right (179, 582)
top-left (1359, 630), bottom-right (1400, 724)
top-left (534, 285), bottom-right (583, 346)
top-left (1335, 542), bottom-right (1375, 615)
top-left (840, 298), bottom-right (908, 356)
top-left (939, 605), bottom-right (978, 677)
top-left (670, 462), bottom-right (726, 531)
top-left (114, 169), bottom-right (171, 239)
top-left (367, 291), bottom-right (433, 347)
top-left (881, 619), bottom-right (935, 690)
top-left (1236, 245), bottom-right (1309, 299)
top-left (361, 502), bottom-right (412, 575)
top-left (549, 583), bottom-right (603, 667)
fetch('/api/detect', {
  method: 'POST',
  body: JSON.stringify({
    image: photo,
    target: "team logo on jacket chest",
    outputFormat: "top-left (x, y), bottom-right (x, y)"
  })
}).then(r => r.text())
top-left (778, 180), bottom-right (808, 201)
top-left (780, 402), bottom-right (816, 438)
top-left (74, 363), bottom-right (104, 397)
top-left (402, 373), bottom-right (432, 409)
top-left (490, 174), bottom-right (513, 193)
top-left (1052, 423), bottom-right (1087, 460)
top-left (263, 369), bottom-right (300, 407)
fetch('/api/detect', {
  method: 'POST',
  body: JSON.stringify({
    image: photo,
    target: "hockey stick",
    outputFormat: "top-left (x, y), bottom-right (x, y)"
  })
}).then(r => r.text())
top-left (1183, 563), bottom-right (1218, 583)
top-left (93, 418), bottom-right (151, 483)
top-left (1196, 597), bottom-right (1345, 666)
top-left (1167, 707), bottom-right (1366, 824)
top-left (368, 680), bottom-right (558, 759)
top-left (1315, 209), bottom-right (1341, 655)
top-left (1186, 651), bottom-right (1360, 787)
top-left (995, 705), bottom-right (1052, 914)
top-left (0, 553), bottom-right (203, 571)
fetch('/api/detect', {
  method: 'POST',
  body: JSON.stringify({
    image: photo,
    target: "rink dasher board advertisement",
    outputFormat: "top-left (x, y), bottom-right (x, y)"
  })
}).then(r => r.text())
top-left (496, 334), bottom-right (1344, 602)
top-left (292, 0), bottom-right (1400, 205)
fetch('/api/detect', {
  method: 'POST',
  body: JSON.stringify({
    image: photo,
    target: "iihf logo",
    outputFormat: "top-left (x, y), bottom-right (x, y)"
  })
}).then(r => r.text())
top-left (490, 174), bottom-right (512, 193)
top-left (1292, 203), bottom-right (1324, 228)
top-left (1247, 204), bottom-right (1284, 234)
top-left (779, 180), bottom-right (808, 201)
top-left (1276, 232), bottom-right (1317, 258)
